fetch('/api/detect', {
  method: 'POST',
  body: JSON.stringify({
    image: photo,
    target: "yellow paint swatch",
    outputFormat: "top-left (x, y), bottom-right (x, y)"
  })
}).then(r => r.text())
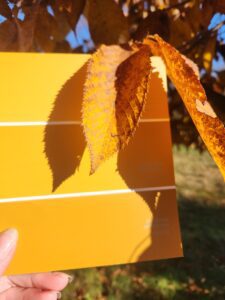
top-left (0, 53), bottom-right (182, 275)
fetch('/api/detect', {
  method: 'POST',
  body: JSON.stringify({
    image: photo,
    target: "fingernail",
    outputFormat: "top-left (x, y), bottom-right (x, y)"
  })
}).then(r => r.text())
top-left (0, 229), bottom-right (18, 260)
top-left (53, 272), bottom-right (74, 283)
top-left (68, 274), bottom-right (74, 283)
top-left (57, 292), bottom-right (61, 299)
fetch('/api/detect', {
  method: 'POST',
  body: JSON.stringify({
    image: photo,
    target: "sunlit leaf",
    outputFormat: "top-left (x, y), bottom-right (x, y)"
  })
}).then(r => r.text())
top-left (195, 99), bottom-right (216, 118)
top-left (146, 34), bottom-right (225, 180)
top-left (82, 44), bottom-right (152, 173)
top-left (182, 54), bottom-right (200, 78)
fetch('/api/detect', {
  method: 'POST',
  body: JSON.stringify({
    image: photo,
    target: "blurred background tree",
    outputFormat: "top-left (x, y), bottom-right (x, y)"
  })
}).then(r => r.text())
top-left (0, 0), bottom-right (225, 148)
top-left (1, 1), bottom-right (224, 299)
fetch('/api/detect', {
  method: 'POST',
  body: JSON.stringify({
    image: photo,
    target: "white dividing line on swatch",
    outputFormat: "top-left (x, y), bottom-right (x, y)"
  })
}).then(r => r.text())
top-left (0, 119), bottom-right (170, 127)
top-left (0, 185), bottom-right (176, 203)
top-left (0, 121), bottom-right (80, 126)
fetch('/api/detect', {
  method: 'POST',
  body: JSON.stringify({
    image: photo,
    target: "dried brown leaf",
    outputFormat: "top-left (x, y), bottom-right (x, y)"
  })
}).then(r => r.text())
top-left (0, 20), bottom-right (17, 51)
top-left (115, 45), bottom-right (152, 148)
top-left (82, 45), bottom-right (132, 173)
top-left (15, 3), bottom-right (39, 51)
top-left (82, 44), bottom-right (152, 173)
top-left (146, 34), bottom-right (225, 180)
top-left (0, 0), bottom-right (12, 19)
top-left (195, 99), bottom-right (216, 118)
top-left (182, 55), bottom-right (200, 79)
top-left (86, 0), bottom-right (129, 45)
top-left (34, 6), bottom-right (57, 52)
top-left (203, 36), bottom-right (216, 74)
top-left (214, 0), bottom-right (225, 13)
top-left (134, 11), bottom-right (170, 42)
top-left (57, 0), bottom-right (86, 29)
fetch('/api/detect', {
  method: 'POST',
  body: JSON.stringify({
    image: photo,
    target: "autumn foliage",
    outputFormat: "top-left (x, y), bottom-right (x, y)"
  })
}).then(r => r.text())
top-left (82, 35), bottom-right (225, 180)
top-left (0, 0), bottom-right (225, 178)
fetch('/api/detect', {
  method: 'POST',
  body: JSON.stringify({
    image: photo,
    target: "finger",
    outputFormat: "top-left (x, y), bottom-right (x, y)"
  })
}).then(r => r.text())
top-left (0, 229), bottom-right (18, 275)
top-left (0, 287), bottom-right (61, 300)
top-left (8, 272), bottom-right (72, 291)
top-left (0, 276), bottom-right (11, 293)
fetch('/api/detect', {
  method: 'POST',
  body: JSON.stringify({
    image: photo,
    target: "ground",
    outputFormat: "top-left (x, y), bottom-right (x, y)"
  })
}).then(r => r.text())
top-left (61, 146), bottom-right (225, 300)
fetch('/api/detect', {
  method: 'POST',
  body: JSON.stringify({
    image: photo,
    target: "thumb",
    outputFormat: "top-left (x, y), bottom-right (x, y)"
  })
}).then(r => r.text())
top-left (0, 229), bottom-right (18, 275)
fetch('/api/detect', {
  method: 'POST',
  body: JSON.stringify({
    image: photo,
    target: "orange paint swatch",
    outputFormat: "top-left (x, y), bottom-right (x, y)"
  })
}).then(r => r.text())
top-left (0, 53), bottom-right (182, 275)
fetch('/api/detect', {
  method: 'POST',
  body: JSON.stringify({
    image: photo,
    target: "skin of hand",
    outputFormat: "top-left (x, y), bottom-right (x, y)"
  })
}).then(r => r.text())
top-left (0, 228), bottom-right (73, 300)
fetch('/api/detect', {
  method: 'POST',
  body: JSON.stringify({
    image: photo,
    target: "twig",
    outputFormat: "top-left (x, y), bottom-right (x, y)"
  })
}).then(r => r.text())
top-left (179, 20), bottom-right (225, 53)
top-left (164, 0), bottom-right (191, 12)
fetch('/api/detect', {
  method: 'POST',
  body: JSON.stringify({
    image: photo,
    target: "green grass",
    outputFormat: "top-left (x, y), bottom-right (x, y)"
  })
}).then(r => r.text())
top-left (61, 146), bottom-right (225, 300)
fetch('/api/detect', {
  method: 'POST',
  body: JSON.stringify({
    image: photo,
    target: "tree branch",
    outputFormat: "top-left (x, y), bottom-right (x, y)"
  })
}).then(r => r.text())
top-left (164, 0), bottom-right (192, 12)
top-left (179, 20), bottom-right (225, 53)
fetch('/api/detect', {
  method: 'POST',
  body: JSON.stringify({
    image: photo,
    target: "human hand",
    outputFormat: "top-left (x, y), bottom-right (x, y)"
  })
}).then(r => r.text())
top-left (0, 228), bottom-right (72, 299)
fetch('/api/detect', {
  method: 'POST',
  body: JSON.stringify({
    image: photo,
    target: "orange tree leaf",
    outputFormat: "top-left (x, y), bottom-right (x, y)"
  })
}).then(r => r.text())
top-left (56, 0), bottom-right (86, 29)
top-left (15, 3), bottom-right (40, 51)
top-left (213, 0), bottom-right (225, 13)
top-left (133, 10), bottom-right (170, 41)
top-left (115, 45), bottom-right (152, 148)
top-left (182, 54), bottom-right (200, 79)
top-left (203, 36), bottom-right (217, 74)
top-left (34, 5), bottom-right (57, 52)
top-left (82, 44), bottom-right (152, 173)
top-left (145, 34), bottom-right (225, 180)
top-left (0, 20), bottom-right (17, 51)
top-left (86, 0), bottom-right (129, 45)
top-left (0, 0), bottom-right (12, 19)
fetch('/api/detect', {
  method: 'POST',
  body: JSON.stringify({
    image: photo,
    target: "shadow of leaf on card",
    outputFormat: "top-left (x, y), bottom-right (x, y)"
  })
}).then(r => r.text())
top-left (117, 123), bottom-right (164, 263)
top-left (44, 63), bottom-right (88, 192)
top-left (117, 70), bottom-right (179, 262)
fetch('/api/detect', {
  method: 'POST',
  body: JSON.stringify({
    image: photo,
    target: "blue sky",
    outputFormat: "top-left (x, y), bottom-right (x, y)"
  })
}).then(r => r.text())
top-left (209, 13), bottom-right (225, 72)
top-left (65, 15), bottom-right (95, 52)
